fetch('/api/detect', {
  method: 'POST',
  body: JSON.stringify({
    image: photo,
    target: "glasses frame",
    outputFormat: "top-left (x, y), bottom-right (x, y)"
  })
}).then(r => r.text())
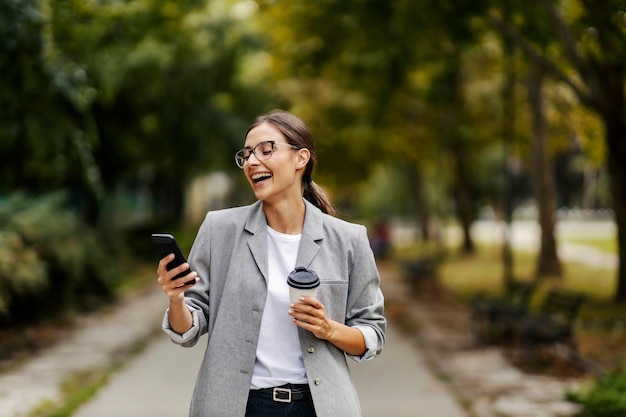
top-left (234, 140), bottom-right (299, 169)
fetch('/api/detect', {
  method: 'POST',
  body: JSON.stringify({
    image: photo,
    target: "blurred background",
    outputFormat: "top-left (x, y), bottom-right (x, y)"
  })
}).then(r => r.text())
top-left (2, 0), bottom-right (626, 414)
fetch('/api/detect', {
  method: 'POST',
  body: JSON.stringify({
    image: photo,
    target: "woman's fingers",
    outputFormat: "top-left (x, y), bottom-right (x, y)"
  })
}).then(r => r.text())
top-left (156, 254), bottom-right (197, 300)
top-left (290, 297), bottom-right (324, 315)
top-left (157, 253), bottom-right (174, 274)
top-left (289, 298), bottom-right (333, 339)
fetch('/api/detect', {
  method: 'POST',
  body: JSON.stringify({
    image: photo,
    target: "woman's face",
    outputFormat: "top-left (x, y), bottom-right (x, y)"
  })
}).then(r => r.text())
top-left (243, 122), bottom-right (306, 204)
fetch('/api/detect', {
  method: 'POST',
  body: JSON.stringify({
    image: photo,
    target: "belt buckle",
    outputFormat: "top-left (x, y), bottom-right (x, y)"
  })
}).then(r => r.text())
top-left (272, 387), bottom-right (292, 403)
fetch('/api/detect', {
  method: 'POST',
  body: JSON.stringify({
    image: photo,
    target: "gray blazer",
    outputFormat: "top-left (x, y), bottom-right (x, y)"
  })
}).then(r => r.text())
top-left (164, 199), bottom-right (386, 417)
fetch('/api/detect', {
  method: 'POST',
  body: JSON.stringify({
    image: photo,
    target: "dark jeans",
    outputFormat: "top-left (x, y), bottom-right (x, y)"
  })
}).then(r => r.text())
top-left (245, 389), bottom-right (317, 417)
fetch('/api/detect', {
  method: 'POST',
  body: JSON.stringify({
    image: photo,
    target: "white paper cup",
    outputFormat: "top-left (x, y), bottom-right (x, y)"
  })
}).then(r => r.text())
top-left (289, 286), bottom-right (319, 304)
top-left (287, 267), bottom-right (320, 304)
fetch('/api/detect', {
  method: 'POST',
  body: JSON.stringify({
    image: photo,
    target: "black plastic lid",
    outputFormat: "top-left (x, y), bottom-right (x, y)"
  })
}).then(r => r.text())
top-left (287, 266), bottom-right (320, 289)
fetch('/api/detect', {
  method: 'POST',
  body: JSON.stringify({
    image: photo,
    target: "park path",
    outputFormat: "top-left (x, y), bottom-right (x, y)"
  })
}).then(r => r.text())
top-left (70, 265), bottom-right (469, 417)
top-left (69, 323), bottom-right (469, 417)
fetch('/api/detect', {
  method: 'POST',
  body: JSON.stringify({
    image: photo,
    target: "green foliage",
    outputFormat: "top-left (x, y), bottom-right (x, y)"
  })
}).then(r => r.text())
top-left (0, 193), bottom-right (122, 323)
top-left (0, 232), bottom-right (48, 314)
top-left (2, 0), bottom-right (619, 252)
top-left (1, 0), bottom-right (276, 226)
top-left (568, 371), bottom-right (626, 417)
top-left (0, 0), bottom-right (84, 192)
top-left (256, 0), bottom-right (507, 221)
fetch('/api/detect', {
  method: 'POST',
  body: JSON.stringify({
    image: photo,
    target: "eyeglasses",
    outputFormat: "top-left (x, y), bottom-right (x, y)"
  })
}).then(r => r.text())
top-left (234, 140), bottom-right (299, 169)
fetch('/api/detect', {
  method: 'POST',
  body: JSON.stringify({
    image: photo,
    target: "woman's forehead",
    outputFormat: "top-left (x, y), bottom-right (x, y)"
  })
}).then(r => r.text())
top-left (244, 123), bottom-right (285, 146)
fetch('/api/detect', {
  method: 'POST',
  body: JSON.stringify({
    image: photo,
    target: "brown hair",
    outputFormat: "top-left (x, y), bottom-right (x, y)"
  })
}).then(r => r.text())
top-left (245, 110), bottom-right (336, 216)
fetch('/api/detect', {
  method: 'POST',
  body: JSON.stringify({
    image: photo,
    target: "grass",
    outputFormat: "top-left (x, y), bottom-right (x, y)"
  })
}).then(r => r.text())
top-left (438, 246), bottom-right (617, 303)
top-left (564, 237), bottom-right (618, 254)
top-left (27, 368), bottom-right (111, 417)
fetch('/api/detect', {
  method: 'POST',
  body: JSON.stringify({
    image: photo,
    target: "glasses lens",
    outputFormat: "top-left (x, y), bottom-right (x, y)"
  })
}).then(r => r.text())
top-left (234, 150), bottom-right (246, 168)
top-left (234, 141), bottom-right (276, 169)
top-left (255, 141), bottom-right (274, 161)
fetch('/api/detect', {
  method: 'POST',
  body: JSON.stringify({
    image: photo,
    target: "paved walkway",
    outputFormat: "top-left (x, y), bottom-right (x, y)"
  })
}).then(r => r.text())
top-left (71, 325), bottom-right (467, 417)
top-left (0, 285), bottom-right (165, 417)
top-left (1, 267), bottom-right (469, 417)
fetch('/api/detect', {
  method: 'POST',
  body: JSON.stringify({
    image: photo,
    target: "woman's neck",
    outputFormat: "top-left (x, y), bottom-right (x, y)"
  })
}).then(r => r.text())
top-left (262, 198), bottom-right (306, 235)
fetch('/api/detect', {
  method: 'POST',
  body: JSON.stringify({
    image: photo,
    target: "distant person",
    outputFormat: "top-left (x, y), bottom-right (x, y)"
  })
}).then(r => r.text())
top-left (370, 219), bottom-right (391, 260)
top-left (156, 110), bottom-right (386, 417)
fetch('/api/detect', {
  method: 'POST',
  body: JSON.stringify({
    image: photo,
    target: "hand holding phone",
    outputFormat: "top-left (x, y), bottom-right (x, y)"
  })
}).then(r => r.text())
top-left (151, 233), bottom-right (196, 286)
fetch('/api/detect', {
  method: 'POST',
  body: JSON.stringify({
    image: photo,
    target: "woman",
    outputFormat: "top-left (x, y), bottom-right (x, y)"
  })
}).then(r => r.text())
top-left (157, 110), bottom-right (386, 417)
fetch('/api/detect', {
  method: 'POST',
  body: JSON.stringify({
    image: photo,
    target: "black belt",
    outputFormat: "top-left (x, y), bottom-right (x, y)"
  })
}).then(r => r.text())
top-left (256, 383), bottom-right (311, 403)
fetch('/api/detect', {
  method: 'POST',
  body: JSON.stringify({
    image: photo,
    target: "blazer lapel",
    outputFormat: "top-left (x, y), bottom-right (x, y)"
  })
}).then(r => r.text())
top-left (245, 201), bottom-right (269, 282)
top-left (297, 200), bottom-right (324, 268)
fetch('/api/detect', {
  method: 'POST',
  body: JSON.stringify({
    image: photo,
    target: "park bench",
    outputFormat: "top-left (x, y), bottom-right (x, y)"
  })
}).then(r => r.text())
top-left (401, 255), bottom-right (442, 296)
top-left (400, 254), bottom-right (446, 299)
top-left (471, 280), bottom-right (536, 342)
top-left (515, 287), bottom-right (586, 349)
top-left (402, 256), bottom-right (439, 280)
top-left (508, 287), bottom-right (592, 373)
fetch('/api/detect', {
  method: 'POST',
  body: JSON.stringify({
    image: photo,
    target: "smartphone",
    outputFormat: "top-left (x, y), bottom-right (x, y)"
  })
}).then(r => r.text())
top-left (151, 233), bottom-right (196, 286)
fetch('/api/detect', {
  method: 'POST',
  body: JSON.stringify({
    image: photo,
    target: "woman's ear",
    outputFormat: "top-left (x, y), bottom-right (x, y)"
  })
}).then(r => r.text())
top-left (296, 148), bottom-right (311, 169)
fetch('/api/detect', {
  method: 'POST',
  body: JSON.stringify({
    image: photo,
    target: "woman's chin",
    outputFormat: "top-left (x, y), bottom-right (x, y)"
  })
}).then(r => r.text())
top-left (253, 187), bottom-right (270, 201)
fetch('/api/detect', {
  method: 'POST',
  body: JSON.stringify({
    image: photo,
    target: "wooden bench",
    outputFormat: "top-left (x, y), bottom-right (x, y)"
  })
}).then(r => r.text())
top-left (471, 280), bottom-right (536, 341)
top-left (401, 255), bottom-right (442, 298)
top-left (401, 256), bottom-right (439, 279)
top-left (515, 287), bottom-right (586, 348)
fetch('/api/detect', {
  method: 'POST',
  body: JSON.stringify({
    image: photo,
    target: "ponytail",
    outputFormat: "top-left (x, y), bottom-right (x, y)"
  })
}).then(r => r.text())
top-left (303, 180), bottom-right (336, 217)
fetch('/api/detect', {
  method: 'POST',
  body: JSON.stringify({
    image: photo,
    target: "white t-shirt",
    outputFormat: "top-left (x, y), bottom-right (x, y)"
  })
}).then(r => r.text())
top-left (250, 226), bottom-right (308, 389)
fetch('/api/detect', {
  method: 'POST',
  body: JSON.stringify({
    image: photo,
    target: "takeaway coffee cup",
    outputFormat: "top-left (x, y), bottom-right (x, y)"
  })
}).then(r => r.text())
top-left (287, 266), bottom-right (320, 304)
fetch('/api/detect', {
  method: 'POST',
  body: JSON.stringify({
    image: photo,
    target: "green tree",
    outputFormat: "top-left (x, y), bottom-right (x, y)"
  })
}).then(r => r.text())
top-left (0, 0), bottom-right (92, 195)
top-left (256, 0), bottom-right (497, 246)
top-left (488, 0), bottom-right (626, 300)
top-left (1, 0), bottom-right (274, 225)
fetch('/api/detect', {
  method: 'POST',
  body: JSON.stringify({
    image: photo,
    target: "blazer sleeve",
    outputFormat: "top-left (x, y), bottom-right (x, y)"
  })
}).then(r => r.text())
top-left (162, 212), bottom-right (213, 347)
top-left (345, 225), bottom-right (386, 361)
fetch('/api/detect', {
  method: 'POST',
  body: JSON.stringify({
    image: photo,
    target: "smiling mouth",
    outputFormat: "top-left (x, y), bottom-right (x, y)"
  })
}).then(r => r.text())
top-left (251, 172), bottom-right (273, 183)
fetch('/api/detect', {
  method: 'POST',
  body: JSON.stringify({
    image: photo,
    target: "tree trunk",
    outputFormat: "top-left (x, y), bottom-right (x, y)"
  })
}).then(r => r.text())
top-left (600, 66), bottom-right (626, 301)
top-left (406, 163), bottom-right (430, 241)
top-left (451, 144), bottom-right (475, 254)
top-left (501, 26), bottom-right (516, 285)
top-left (606, 121), bottom-right (626, 301)
top-left (526, 63), bottom-right (562, 278)
top-left (443, 57), bottom-right (475, 255)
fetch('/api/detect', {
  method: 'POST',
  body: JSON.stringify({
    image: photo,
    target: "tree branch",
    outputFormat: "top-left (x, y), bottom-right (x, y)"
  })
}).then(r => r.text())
top-left (542, 0), bottom-right (601, 104)
top-left (486, 13), bottom-right (594, 108)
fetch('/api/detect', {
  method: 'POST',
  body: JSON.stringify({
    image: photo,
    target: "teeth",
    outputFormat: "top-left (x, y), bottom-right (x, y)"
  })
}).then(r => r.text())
top-left (252, 172), bottom-right (272, 181)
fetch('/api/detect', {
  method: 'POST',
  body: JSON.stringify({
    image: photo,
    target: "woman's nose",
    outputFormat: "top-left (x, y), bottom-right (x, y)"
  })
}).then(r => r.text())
top-left (247, 151), bottom-right (261, 165)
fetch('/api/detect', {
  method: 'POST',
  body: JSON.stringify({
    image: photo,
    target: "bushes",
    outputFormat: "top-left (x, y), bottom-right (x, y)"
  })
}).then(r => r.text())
top-left (0, 193), bottom-right (122, 323)
top-left (568, 371), bottom-right (626, 416)
top-left (0, 231), bottom-right (48, 314)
